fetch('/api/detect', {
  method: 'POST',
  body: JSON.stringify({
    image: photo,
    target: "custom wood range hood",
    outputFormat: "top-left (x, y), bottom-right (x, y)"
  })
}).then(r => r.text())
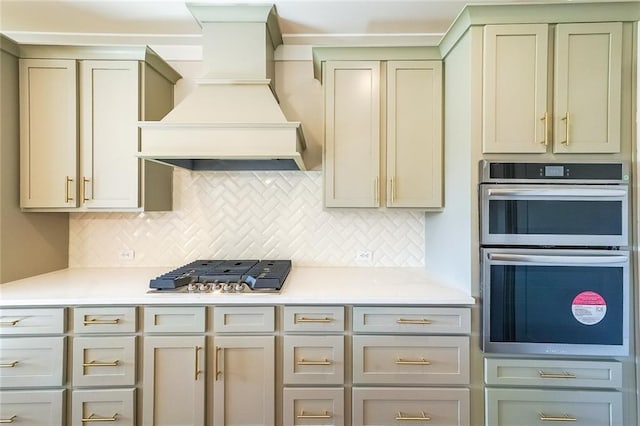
top-left (138, 3), bottom-right (307, 171)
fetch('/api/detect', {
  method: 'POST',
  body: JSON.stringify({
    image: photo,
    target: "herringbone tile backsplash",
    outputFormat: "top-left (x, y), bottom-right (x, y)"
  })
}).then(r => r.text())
top-left (69, 170), bottom-right (425, 267)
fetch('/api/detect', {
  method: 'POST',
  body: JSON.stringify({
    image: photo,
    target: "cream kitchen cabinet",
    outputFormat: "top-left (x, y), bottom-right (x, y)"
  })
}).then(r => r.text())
top-left (19, 46), bottom-right (179, 211)
top-left (483, 22), bottom-right (623, 154)
top-left (323, 60), bottom-right (443, 208)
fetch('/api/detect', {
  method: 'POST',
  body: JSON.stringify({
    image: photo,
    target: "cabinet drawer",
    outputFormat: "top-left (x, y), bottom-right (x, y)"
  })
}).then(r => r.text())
top-left (0, 308), bottom-right (65, 335)
top-left (353, 307), bottom-right (470, 334)
top-left (0, 389), bottom-right (65, 425)
top-left (72, 388), bottom-right (135, 426)
top-left (0, 337), bottom-right (65, 388)
top-left (283, 336), bottom-right (344, 385)
top-left (283, 387), bottom-right (344, 426)
top-left (144, 306), bottom-right (206, 333)
top-left (213, 306), bottom-right (274, 333)
top-left (485, 388), bottom-right (622, 426)
top-left (72, 336), bottom-right (136, 387)
top-left (353, 387), bottom-right (470, 426)
top-left (283, 306), bottom-right (344, 333)
top-left (74, 306), bottom-right (136, 334)
top-left (485, 358), bottom-right (622, 389)
top-left (353, 335), bottom-right (469, 385)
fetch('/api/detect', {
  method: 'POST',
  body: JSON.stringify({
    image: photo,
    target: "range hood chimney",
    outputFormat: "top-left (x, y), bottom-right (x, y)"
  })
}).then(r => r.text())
top-left (138, 3), bottom-right (307, 171)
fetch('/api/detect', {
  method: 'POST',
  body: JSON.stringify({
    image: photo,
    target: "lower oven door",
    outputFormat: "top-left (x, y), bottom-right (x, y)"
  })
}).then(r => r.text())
top-left (481, 248), bottom-right (629, 356)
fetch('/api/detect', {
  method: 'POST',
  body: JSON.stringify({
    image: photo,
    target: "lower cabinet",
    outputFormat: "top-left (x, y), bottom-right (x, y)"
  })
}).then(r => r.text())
top-left (0, 389), bottom-right (65, 425)
top-left (72, 388), bottom-right (135, 426)
top-left (283, 387), bottom-right (345, 426)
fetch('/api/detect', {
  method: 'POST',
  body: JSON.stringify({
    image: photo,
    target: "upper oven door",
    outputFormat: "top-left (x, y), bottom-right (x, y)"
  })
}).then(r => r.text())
top-left (480, 184), bottom-right (628, 247)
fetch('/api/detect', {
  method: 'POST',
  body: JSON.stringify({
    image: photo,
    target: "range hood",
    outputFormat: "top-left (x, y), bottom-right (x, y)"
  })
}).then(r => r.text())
top-left (138, 4), bottom-right (307, 171)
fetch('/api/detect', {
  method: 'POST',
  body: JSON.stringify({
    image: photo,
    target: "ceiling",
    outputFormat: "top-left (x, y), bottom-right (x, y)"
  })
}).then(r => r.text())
top-left (0, 0), bottom-right (635, 58)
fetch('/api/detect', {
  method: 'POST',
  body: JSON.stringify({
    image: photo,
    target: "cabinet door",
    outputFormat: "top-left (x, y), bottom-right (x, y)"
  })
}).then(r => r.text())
top-left (553, 22), bottom-right (622, 153)
top-left (213, 336), bottom-right (275, 425)
top-left (142, 336), bottom-right (205, 426)
top-left (386, 61), bottom-right (443, 208)
top-left (80, 60), bottom-right (140, 208)
top-left (324, 61), bottom-right (380, 208)
top-left (483, 24), bottom-right (549, 153)
top-left (19, 58), bottom-right (78, 208)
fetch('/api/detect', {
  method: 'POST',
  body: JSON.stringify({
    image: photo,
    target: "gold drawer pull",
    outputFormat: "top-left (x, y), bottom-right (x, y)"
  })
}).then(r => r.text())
top-left (82, 413), bottom-right (118, 423)
top-left (215, 346), bottom-right (222, 381)
top-left (538, 370), bottom-right (576, 379)
top-left (65, 176), bottom-right (74, 203)
top-left (83, 318), bottom-right (120, 325)
top-left (396, 411), bottom-right (431, 421)
top-left (0, 320), bottom-right (19, 326)
top-left (561, 112), bottom-right (570, 145)
top-left (0, 361), bottom-right (18, 368)
top-left (539, 413), bottom-right (577, 422)
top-left (396, 318), bottom-right (432, 325)
top-left (297, 358), bottom-right (332, 366)
top-left (296, 317), bottom-right (332, 323)
top-left (396, 357), bottom-right (431, 366)
top-left (0, 415), bottom-right (17, 424)
top-left (297, 410), bottom-right (332, 419)
top-left (194, 346), bottom-right (202, 380)
top-left (83, 360), bottom-right (119, 367)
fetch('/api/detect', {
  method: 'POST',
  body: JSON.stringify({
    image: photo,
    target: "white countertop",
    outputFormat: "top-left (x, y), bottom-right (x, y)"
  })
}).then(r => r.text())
top-left (0, 266), bottom-right (475, 306)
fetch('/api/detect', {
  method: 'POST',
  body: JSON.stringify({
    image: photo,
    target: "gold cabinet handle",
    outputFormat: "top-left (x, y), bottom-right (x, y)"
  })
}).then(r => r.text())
top-left (540, 113), bottom-right (549, 145)
top-left (0, 415), bottom-right (17, 424)
top-left (82, 360), bottom-right (119, 368)
top-left (65, 176), bottom-right (74, 202)
top-left (215, 346), bottom-right (222, 381)
top-left (297, 411), bottom-right (332, 419)
top-left (396, 357), bottom-right (431, 366)
top-left (82, 177), bottom-right (91, 202)
top-left (297, 358), bottom-right (332, 366)
top-left (396, 411), bottom-right (431, 421)
top-left (0, 320), bottom-right (19, 326)
top-left (194, 346), bottom-right (202, 380)
top-left (561, 112), bottom-right (570, 145)
top-left (296, 317), bottom-right (332, 323)
top-left (539, 413), bottom-right (577, 422)
top-left (83, 318), bottom-right (120, 325)
top-left (390, 177), bottom-right (396, 204)
top-left (538, 370), bottom-right (576, 379)
top-left (0, 361), bottom-right (18, 368)
top-left (396, 318), bottom-right (432, 325)
top-left (81, 413), bottom-right (118, 423)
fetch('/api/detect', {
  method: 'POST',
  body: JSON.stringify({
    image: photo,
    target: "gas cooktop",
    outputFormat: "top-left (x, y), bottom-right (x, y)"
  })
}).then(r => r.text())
top-left (148, 259), bottom-right (291, 294)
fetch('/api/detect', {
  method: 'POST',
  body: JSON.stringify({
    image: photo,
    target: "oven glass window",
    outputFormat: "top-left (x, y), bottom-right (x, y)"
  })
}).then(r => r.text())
top-left (489, 264), bottom-right (623, 345)
top-left (488, 200), bottom-right (622, 236)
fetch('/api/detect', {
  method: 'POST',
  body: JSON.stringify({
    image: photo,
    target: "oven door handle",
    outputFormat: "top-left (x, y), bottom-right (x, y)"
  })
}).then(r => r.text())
top-left (486, 188), bottom-right (627, 197)
top-left (488, 253), bottom-right (628, 265)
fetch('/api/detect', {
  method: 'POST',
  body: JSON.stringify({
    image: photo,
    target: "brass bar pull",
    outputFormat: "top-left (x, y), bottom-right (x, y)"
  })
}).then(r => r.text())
top-left (396, 411), bottom-right (431, 421)
top-left (297, 358), bottom-right (332, 366)
top-left (0, 320), bottom-right (19, 326)
top-left (296, 317), bottom-right (332, 323)
top-left (65, 176), bottom-right (74, 202)
top-left (396, 357), bottom-right (431, 366)
top-left (396, 318), bottom-right (432, 325)
top-left (194, 346), bottom-right (202, 380)
top-left (83, 318), bottom-right (120, 325)
top-left (83, 360), bottom-right (119, 368)
top-left (390, 177), bottom-right (396, 204)
top-left (81, 413), bottom-right (118, 423)
top-left (0, 361), bottom-right (18, 368)
top-left (82, 177), bottom-right (91, 201)
top-left (540, 113), bottom-right (549, 145)
top-left (561, 112), bottom-right (570, 145)
top-left (538, 370), bottom-right (576, 379)
top-left (0, 415), bottom-right (17, 424)
top-left (297, 411), bottom-right (332, 419)
top-left (539, 413), bottom-right (577, 422)
top-left (215, 346), bottom-right (222, 381)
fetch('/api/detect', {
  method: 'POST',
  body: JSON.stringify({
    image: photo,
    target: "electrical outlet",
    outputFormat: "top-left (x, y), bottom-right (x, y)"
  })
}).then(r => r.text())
top-left (118, 249), bottom-right (135, 261)
top-left (356, 250), bottom-right (373, 262)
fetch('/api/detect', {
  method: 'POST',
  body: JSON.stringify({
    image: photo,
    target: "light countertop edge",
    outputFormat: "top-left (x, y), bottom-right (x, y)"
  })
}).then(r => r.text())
top-left (0, 266), bottom-right (475, 306)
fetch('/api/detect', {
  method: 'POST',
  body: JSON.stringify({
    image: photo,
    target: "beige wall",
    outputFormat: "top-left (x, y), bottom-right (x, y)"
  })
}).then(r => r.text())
top-left (0, 36), bottom-right (68, 284)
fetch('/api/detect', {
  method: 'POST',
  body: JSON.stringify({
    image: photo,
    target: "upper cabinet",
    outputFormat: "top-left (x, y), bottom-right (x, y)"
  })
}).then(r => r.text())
top-left (323, 58), bottom-right (443, 209)
top-left (19, 46), bottom-right (181, 211)
top-left (482, 22), bottom-right (623, 154)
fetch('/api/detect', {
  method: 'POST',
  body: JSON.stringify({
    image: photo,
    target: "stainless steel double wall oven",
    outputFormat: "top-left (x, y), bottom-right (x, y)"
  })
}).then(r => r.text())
top-left (479, 161), bottom-right (630, 356)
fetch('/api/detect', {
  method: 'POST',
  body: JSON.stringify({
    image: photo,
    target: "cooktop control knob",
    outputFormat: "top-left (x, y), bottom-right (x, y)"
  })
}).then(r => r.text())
top-left (198, 283), bottom-right (210, 292)
top-left (222, 282), bottom-right (233, 292)
top-left (234, 282), bottom-right (245, 293)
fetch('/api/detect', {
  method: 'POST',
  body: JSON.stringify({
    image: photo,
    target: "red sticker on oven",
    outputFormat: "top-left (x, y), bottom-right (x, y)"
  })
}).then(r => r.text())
top-left (571, 291), bottom-right (607, 325)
